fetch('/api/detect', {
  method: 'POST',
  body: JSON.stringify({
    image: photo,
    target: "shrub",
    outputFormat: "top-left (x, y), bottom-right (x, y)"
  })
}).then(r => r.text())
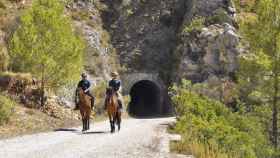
top-left (182, 17), bottom-right (205, 34)
top-left (206, 8), bottom-right (233, 25)
top-left (0, 93), bottom-right (16, 125)
top-left (170, 81), bottom-right (274, 158)
top-left (233, 0), bottom-right (257, 12)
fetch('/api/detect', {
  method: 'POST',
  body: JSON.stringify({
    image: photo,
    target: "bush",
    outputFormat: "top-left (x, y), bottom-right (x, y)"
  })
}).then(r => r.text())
top-left (170, 81), bottom-right (274, 158)
top-left (0, 94), bottom-right (16, 125)
top-left (233, 0), bottom-right (257, 12)
top-left (206, 8), bottom-right (233, 25)
top-left (182, 16), bottom-right (205, 34)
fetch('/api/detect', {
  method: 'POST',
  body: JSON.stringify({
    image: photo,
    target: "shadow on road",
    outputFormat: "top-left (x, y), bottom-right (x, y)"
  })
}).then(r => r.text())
top-left (83, 131), bottom-right (108, 135)
top-left (130, 114), bottom-right (174, 119)
top-left (54, 128), bottom-right (109, 135)
top-left (54, 128), bottom-right (78, 132)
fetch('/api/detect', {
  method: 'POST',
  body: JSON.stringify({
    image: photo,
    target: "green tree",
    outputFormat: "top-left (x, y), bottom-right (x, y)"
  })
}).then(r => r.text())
top-left (9, 0), bottom-right (84, 106)
top-left (238, 0), bottom-right (280, 148)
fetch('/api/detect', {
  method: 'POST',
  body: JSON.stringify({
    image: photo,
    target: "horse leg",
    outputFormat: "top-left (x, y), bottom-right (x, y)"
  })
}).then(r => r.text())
top-left (81, 109), bottom-right (86, 132)
top-left (87, 115), bottom-right (90, 130)
top-left (109, 115), bottom-right (113, 133)
top-left (112, 114), bottom-right (116, 133)
top-left (85, 118), bottom-right (88, 131)
top-left (117, 112), bottom-right (121, 131)
top-left (87, 118), bottom-right (89, 130)
top-left (112, 120), bottom-right (115, 133)
top-left (110, 120), bottom-right (114, 133)
top-left (82, 118), bottom-right (86, 132)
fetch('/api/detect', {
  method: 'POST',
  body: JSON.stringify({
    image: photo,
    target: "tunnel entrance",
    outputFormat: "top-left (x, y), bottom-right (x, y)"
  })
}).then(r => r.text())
top-left (128, 80), bottom-right (161, 117)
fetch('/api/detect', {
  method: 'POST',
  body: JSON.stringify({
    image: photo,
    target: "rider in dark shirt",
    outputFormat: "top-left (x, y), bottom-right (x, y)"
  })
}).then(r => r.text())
top-left (105, 72), bottom-right (123, 110)
top-left (75, 73), bottom-right (95, 110)
top-left (109, 79), bottom-right (121, 92)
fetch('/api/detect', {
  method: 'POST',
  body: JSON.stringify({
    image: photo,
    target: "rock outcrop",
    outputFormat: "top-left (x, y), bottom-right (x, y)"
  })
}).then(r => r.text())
top-left (67, 0), bottom-right (120, 81)
top-left (175, 23), bottom-right (239, 83)
top-left (100, 0), bottom-right (187, 82)
top-left (98, 0), bottom-right (239, 85)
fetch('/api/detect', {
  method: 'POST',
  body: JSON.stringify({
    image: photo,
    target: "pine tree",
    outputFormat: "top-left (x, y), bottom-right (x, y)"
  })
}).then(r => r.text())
top-left (9, 0), bottom-right (85, 106)
top-left (239, 0), bottom-right (280, 148)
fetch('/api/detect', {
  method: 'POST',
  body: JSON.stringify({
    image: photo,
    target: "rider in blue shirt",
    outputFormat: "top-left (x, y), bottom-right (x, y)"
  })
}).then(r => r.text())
top-left (105, 72), bottom-right (123, 110)
top-left (75, 73), bottom-right (95, 110)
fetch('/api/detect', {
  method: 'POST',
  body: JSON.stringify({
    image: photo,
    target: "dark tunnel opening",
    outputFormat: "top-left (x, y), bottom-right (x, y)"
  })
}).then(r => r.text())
top-left (128, 80), bottom-right (162, 117)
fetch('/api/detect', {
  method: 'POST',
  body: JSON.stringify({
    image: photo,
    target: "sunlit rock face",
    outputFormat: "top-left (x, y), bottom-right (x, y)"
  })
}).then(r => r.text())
top-left (175, 23), bottom-right (239, 83)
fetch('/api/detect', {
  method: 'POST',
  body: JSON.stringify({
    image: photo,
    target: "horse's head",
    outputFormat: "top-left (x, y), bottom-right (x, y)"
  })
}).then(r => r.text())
top-left (77, 87), bottom-right (84, 96)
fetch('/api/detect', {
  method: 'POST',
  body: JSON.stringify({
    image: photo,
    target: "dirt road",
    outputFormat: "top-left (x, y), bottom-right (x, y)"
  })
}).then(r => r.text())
top-left (0, 117), bottom-right (186, 158)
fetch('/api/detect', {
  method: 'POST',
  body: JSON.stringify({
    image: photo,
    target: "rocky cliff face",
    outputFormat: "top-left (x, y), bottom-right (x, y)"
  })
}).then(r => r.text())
top-left (174, 0), bottom-right (239, 83)
top-left (1, 0), bottom-right (240, 88)
top-left (100, 0), bottom-right (187, 83)
top-left (175, 22), bottom-right (239, 83)
top-left (66, 0), bottom-right (120, 82)
top-left (98, 0), bottom-right (239, 85)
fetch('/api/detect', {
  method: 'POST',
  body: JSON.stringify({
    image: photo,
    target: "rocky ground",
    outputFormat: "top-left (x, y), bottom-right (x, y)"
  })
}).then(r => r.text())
top-left (0, 117), bottom-right (191, 158)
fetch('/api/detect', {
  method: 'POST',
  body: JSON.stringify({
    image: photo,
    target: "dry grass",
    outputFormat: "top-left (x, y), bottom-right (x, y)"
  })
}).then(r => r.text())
top-left (170, 140), bottom-right (237, 158)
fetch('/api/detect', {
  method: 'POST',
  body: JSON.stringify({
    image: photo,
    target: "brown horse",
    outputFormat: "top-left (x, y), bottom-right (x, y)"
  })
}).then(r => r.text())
top-left (77, 88), bottom-right (92, 132)
top-left (105, 87), bottom-right (121, 133)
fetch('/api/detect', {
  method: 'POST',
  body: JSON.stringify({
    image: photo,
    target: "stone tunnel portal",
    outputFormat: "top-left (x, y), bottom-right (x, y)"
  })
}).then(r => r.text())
top-left (128, 80), bottom-right (163, 117)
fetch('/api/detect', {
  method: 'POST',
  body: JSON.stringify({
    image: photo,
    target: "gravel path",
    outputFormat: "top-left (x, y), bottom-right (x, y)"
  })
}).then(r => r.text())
top-left (0, 117), bottom-right (180, 158)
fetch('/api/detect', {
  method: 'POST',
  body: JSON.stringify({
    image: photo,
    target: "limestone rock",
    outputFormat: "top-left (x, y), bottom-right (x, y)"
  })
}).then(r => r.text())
top-left (176, 23), bottom-right (240, 83)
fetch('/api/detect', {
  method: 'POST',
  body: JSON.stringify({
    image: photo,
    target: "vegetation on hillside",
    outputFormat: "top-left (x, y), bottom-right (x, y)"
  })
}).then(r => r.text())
top-left (237, 0), bottom-right (280, 149)
top-left (170, 80), bottom-right (275, 158)
top-left (9, 0), bottom-right (85, 106)
top-left (171, 0), bottom-right (280, 157)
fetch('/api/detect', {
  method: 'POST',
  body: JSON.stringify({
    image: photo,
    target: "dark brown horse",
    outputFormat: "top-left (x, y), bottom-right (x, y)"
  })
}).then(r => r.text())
top-left (105, 87), bottom-right (121, 133)
top-left (77, 88), bottom-right (92, 132)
